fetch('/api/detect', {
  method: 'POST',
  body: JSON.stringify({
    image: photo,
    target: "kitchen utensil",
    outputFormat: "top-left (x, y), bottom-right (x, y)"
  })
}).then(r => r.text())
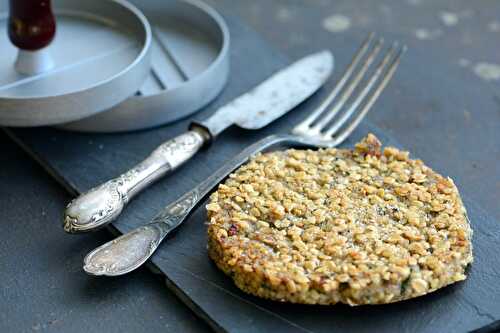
top-left (83, 34), bottom-right (406, 276)
top-left (63, 50), bottom-right (334, 233)
top-left (60, 0), bottom-right (231, 132)
top-left (8, 14), bottom-right (500, 330)
top-left (8, 0), bottom-right (57, 75)
top-left (0, 0), bottom-right (152, 127)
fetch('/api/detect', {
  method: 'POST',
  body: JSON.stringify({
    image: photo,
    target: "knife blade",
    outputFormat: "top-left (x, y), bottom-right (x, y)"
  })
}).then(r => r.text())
top-left (195, 50), bottom-right (333, 137)
top-left (63, 51), bottom-right (333, 233)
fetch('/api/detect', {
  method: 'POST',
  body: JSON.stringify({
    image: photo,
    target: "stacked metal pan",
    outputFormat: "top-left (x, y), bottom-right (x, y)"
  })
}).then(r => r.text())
top-left (0, 0), bottom-right (230, 132)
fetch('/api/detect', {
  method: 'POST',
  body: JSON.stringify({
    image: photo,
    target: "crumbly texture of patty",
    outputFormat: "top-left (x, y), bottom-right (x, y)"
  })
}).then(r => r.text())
top-left (206, 134), bottom-right (473, 305)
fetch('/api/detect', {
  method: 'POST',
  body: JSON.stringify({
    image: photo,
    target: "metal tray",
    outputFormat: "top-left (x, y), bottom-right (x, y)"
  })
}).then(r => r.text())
top-left (0, 0), bottom-right (152, 127)
top-left (61, 0), bottom-right (230, 132)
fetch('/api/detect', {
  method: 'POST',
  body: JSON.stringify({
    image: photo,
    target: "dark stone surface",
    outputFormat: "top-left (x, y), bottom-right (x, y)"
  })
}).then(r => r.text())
top-left (3, 1), bottom-right (500, 332)
top-left (6, 10), bottom-right (500, 333)
top-left (0, 132), bottom-right (209, 333)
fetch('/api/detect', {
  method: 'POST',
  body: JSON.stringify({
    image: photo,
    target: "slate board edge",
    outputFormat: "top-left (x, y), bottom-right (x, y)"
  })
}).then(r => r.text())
top-left (2, 127), bottom-right (228, 332)
top-left (3, 128), bottom-right (78, 197)
top-left (4, 13), bottom-right (500, 331)
top-left (5, 121), bottom-right (500, 333)
top-left (2, 124), bottom-right (327, 333)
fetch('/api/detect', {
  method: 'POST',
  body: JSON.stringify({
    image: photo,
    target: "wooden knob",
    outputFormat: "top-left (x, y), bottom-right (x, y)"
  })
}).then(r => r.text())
top-left (8, 0), bottom-right (56, 51)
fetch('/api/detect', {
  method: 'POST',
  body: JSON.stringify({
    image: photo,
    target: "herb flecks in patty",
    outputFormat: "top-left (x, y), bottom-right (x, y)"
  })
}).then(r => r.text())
top-left (207, 134), bottom-right (473, 305)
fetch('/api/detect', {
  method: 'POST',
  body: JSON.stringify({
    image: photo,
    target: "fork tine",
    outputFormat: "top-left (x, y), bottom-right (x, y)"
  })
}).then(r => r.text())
top-left (297, 33), bottom-right (376, 128)
top-left (331, 45), bottom-right (407, 147)
top-left (312, 37), bottom-right (384, 131)
top-left (324, 42), bottom-right (399, 137)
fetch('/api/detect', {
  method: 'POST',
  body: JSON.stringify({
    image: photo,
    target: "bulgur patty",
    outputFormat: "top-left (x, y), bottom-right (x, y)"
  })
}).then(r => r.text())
top-left (206, 134), bottom-right (473, 305)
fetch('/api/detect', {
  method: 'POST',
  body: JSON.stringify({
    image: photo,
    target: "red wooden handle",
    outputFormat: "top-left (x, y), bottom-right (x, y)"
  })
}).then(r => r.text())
top-left (8, 0), bottom-right (56, 51)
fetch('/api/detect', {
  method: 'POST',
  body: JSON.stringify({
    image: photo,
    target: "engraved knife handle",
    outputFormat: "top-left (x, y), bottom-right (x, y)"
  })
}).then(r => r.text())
top-left (63, 130), bottom-right (206, 234)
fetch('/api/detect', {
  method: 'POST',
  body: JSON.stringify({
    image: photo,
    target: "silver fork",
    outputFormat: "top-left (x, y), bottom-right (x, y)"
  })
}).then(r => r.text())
top-left (83, 34), bottom-right (406, 276)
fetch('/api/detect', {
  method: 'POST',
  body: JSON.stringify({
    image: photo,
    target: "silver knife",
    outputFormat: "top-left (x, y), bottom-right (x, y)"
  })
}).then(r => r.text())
top-left (63, 51), bottom-right (333, 233)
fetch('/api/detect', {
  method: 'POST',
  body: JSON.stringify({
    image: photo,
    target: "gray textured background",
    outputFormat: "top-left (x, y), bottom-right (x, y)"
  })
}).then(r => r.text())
top-left (1, 0), bottom-right (500, 332)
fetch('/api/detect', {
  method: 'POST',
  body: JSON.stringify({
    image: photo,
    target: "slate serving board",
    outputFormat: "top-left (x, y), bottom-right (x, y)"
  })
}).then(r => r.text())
top-left (5, 14), bottom-right (500, 333)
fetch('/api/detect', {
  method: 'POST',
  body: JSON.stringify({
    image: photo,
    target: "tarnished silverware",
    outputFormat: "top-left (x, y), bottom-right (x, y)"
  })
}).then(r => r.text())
top-left (83, 34), bottom-right (406, 276)
top-left (64, 51), bottom-right (334, 233)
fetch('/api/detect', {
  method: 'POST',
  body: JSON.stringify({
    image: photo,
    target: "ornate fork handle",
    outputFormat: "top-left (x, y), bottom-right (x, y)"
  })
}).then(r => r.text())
top-left (83, 190), bottom-right (200, 276)
top-left (64, 130), bottom-right (206, 233)
top-left (83, 134), bottom-right (313, 276)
